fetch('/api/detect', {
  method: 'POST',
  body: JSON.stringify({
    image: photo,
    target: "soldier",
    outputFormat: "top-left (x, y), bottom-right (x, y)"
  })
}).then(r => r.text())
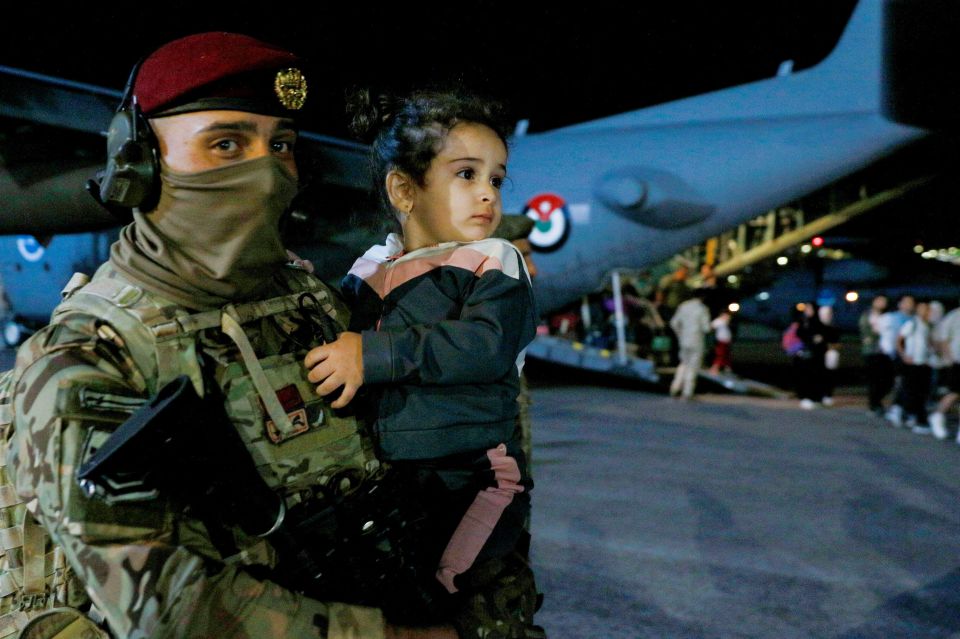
top-left (1, 33), bottom-right (459, 639)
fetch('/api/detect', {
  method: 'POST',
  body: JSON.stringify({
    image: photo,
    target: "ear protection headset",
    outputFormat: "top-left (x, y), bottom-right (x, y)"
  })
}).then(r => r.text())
top-left (91, 60), bottom-right (160, 212)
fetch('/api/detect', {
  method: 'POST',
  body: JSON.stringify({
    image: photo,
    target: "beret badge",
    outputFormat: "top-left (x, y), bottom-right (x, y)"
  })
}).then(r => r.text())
top-left (274, 68), bottom-right (307, 110)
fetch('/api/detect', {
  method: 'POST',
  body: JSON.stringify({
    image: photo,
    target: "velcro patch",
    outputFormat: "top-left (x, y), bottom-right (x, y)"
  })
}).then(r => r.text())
top-left (263, 385), bottom-right (313, 443)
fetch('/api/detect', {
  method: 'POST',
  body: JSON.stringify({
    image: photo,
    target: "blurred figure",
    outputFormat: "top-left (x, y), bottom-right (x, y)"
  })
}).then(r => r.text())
top-left (669, 291), bottom-right (711, 399)
top-left (795, 302), bottom-right (828, 409)
top-left (879, 294), bottom-right (916, 425)
top-left (709, 309), bottom-right (733, 374)
top-left (657, 265), bottom-right (691, 322)
top-left (859, 295), bottom-right (891, 416)
top-left (699, 264), bottom-right (732, 318)
top-left (926, 300), bottom-right (946, 402)
top-left (930, 299), bottom-right (960, 441)
top-left (658, 265), bottom-right (692, 366)
top-left (897, 301), bottom-right (933, 431)
top-left (818, 305), bottom-right (841, 406)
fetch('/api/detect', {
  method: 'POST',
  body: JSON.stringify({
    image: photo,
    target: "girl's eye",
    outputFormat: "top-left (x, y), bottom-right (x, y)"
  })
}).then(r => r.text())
top-left (456, 168), bottom-right (475, 180)
top-left (491, 176), bottom-right (505, 189)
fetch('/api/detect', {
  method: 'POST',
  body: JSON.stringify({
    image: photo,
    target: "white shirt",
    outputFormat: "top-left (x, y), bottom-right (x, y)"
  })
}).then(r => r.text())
top-left (711, 316), bottom-right (731, 343)
top-left (879, 311), bottom-right (910, 357)
top-left (899, 317), bottom-right (931, 365)
top-left (935, 307), bottom-right (960, 364)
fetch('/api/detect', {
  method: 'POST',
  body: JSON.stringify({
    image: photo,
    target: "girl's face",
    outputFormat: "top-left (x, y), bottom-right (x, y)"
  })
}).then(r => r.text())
top-left (401, 122), bottom-right (507, 250)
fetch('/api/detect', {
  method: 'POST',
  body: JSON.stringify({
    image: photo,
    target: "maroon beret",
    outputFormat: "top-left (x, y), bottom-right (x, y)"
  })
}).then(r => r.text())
top-left (134, 32), bottom-right (307, 117)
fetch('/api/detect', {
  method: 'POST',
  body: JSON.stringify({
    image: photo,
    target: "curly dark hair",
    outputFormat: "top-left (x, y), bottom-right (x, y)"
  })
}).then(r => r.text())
top-left (346, 87), bottom-right (512, 226)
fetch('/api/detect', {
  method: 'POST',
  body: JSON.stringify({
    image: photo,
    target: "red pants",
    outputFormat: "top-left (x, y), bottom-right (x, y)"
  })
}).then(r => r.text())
top-left (713, 341), bottom-right (732, 370)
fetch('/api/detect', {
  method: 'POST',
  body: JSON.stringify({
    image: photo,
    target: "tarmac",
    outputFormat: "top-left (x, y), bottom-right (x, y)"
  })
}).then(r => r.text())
top-left (527, 383), bottom-right (960, 639)
top-left (2, 347), bottom-right (957, 637)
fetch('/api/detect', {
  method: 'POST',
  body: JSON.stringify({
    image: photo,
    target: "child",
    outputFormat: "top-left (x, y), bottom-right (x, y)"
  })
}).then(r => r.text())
top-left (709, 309), bottom-right (733, 374)
top-left (304, 90), bottom-right (539, 625)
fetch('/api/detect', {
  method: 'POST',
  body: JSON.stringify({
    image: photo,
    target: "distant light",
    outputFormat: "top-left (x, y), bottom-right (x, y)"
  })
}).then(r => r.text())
top-left (845, 291), bottom-right (859, 303)
top-left (915, 247), bottom-right (960, 265)
top-left (728, 303), bottom-right (740, 313)
top-left (796, 303), bottom-right (806, 312)
top-left (914, 245), bottom-right (924, 254)
top-left (727, 275), bottom-right (738, 284)
top-left (757, 291), bottom-right (770, 301)
top-left (777, 256), bottom-right (789, 266)
top-left (811, 236), bottom-right (824, 247)
top-left (800, 244), bottom-right (812, 254)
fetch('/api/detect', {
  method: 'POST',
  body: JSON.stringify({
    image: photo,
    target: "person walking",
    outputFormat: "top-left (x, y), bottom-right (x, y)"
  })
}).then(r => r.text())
top-left (669, 291), bottom-right (711, 399)
top-left (859, 295), bottom-right (891, 416)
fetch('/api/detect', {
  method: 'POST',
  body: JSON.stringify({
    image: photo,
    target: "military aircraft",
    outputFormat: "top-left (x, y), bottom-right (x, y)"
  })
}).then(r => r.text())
top-left (0, 0), bottom-right (931, 344)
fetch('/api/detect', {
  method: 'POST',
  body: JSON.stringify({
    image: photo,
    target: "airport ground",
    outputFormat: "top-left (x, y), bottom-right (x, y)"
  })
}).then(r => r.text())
top-left (1, 342), bottom-right (957, 638)
top-left (525, 337), bottom-right (960, 639)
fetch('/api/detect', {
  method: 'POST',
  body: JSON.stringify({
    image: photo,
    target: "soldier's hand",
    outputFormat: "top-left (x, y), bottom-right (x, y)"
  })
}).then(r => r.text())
top-left (305, 332), bottom-right (364, 408)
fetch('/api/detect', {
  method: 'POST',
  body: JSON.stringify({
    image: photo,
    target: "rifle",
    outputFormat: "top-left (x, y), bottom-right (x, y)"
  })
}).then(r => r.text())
top-left (76, 375), bottom-right (448, 624)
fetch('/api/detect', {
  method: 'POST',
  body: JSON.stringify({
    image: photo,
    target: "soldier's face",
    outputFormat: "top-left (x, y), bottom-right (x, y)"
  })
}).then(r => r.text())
top-left (150, 111), bottom-right (298, 178)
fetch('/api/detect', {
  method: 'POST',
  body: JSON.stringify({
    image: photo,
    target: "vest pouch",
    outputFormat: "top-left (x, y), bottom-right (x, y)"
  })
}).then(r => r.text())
top-left (0, 374), bottom-right (98, 637)
top-left (219, 351), bottom-right (372, 494)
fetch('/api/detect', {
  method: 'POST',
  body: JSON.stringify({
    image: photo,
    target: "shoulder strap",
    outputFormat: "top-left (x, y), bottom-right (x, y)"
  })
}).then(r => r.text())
top-left (55, 272), bottom-right (185, 396)
top-left (60, 266), bottom-right (344, 438)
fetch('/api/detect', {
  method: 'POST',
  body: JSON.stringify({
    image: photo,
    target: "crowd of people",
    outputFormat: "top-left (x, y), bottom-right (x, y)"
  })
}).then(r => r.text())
top-left (545, 263), bottom-right (738, 398)
top-left (783, 292), bottom-right (960, 443)
top-left (859, 294), bottom-right (960, 443)
top-left (782, 302), bottom-right (841, 409)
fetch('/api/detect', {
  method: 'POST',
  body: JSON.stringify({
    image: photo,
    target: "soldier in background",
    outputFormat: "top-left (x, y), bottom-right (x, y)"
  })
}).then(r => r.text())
top-left (1, 33), bottom-right (468, 639)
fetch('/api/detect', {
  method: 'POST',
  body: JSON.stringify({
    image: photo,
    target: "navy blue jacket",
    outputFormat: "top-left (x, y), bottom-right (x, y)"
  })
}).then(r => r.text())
top-left (341, 236), bottom-right (537, 461)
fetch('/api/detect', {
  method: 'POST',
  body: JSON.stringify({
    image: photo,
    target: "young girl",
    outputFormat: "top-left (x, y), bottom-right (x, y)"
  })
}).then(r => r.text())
top-left (304, 90), bottom-right (539, 629)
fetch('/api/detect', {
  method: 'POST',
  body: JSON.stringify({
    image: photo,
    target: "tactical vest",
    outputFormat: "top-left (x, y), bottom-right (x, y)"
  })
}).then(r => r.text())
top-left (0, 264), bottom-right (379, 637)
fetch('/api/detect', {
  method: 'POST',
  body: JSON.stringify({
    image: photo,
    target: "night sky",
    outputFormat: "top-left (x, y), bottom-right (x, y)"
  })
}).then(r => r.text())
top-left (1, 3), bottom-right (857, 135)
top-left (4, 1), bottom-right (959, 290)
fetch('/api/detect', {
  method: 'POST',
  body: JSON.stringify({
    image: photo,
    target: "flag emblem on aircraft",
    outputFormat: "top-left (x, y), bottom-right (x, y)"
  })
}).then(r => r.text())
top-left (524, 193), bottom-right (570, 252)
top-left (16, 236), bottom-right (44, 263)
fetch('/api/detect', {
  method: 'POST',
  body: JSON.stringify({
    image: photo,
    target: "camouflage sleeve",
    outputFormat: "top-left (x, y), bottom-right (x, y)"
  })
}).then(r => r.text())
top-left (6, 316), bottom-right (386, 639)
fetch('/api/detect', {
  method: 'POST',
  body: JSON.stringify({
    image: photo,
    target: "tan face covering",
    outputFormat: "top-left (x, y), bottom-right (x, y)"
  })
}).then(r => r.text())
top-left (110, 156), bottom-right (297, 310)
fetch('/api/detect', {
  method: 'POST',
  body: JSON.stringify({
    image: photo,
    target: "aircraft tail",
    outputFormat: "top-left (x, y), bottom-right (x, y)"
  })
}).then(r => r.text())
top-left (555, 1), bottom-right (886, 133)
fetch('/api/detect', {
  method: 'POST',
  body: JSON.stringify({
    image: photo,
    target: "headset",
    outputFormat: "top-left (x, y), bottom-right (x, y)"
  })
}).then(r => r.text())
top-left (88, 59), bottom-right (160, 213)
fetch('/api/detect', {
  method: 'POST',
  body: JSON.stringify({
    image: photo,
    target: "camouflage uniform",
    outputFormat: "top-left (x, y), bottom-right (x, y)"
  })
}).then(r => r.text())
top-left (517, 375), bottom-right (533, 472)
top-left (3, 263), bottom-right (388, 639)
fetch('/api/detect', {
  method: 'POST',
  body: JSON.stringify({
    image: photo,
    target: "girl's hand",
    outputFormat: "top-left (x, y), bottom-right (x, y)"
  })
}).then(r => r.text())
top-left (305, 332), bottom-right (364, 409)
top-left (285, 249), bottom-right (315, 274)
